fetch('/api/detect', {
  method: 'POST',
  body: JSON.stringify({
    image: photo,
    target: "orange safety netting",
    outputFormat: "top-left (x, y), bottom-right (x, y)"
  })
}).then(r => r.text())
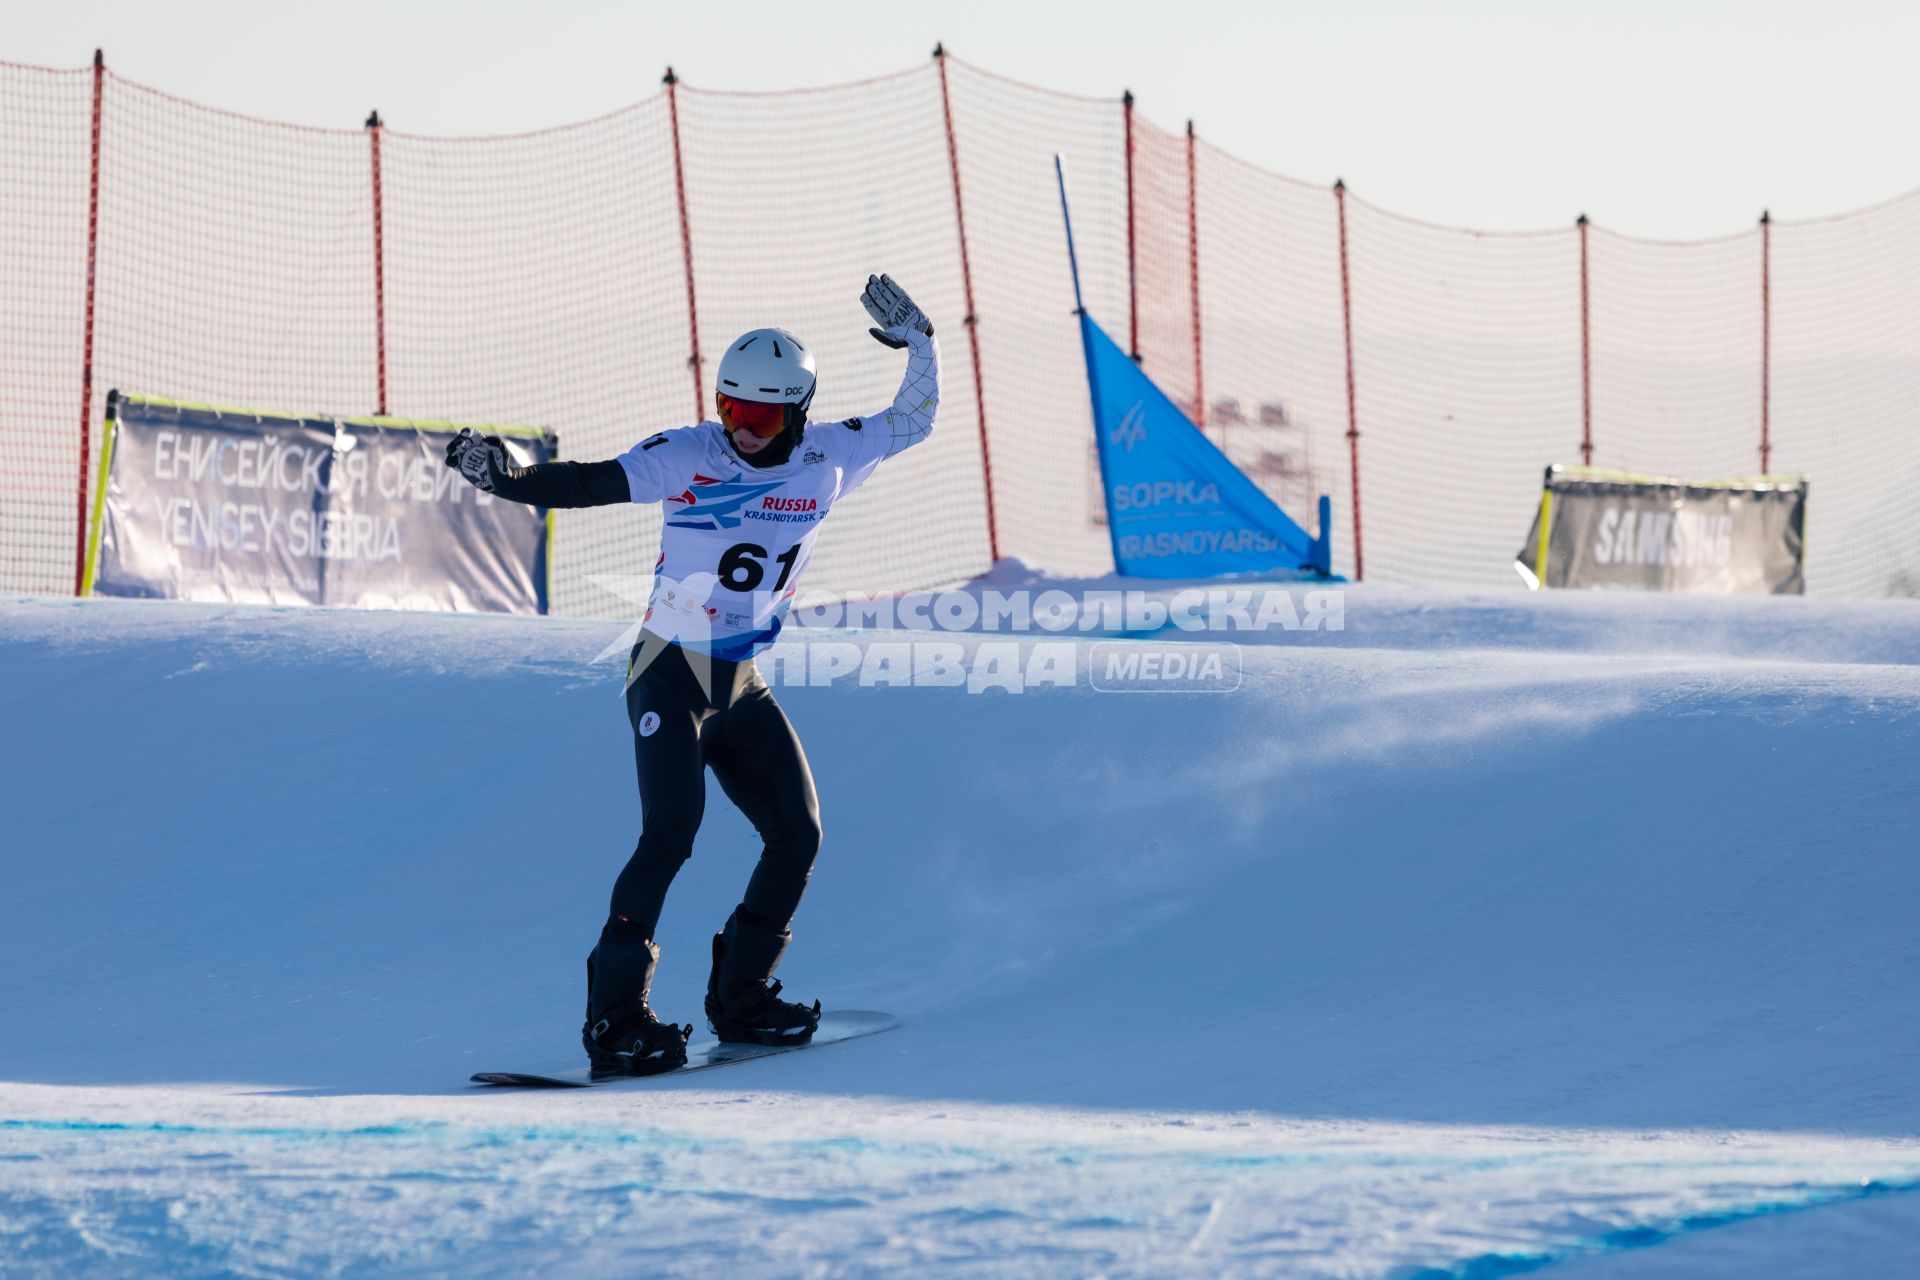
top-left (0, 62), bottom-right (93, 597)
top-left (379, 97), bottom-right (685, 618)
top-left (3, 52), bottom-right (1916, 603)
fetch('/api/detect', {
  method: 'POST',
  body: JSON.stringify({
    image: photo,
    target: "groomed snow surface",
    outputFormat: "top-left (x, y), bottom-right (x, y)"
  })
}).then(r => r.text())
top-left (2, 576), bottom-right (1918, 1278)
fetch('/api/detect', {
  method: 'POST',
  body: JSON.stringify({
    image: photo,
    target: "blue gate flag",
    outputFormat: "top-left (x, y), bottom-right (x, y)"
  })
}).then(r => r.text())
top-left (1079, 311), bottom-right (1333, 578)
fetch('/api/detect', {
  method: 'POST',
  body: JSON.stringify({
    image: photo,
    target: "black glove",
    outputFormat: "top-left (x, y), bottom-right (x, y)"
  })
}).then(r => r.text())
top-left (860, 273), bottom-right (934, 349)
top-left (445, 427), bottom-right (510, 493)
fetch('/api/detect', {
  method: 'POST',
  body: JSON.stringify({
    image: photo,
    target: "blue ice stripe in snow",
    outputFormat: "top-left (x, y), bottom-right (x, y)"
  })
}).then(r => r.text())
top-left (1399, 1177), bottom-right (1920, 1279)
top-left (0, 1116), bottom-right (990, 1162)
top-left (0, 1118), bottom-right (412, 1139)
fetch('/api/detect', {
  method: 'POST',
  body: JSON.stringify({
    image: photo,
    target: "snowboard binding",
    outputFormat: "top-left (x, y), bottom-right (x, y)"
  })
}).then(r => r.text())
top-left (706, 909), bottom-right (822, 1046)
top-left (582, 1000), bottom-right (692, 1080)
top-left (583, 920), bottom-right (692, 1079)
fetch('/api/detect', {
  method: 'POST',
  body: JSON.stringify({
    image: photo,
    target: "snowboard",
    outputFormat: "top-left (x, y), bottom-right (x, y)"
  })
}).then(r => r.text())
top-left (470, 1009), bottom-right (900, 1088)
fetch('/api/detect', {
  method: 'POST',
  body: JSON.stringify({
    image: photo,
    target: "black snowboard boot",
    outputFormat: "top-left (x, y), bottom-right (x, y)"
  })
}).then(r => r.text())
top-left (705, 908), bottom-right (822, 1046)
top-left (583, 917), bottom-right (691, 1080)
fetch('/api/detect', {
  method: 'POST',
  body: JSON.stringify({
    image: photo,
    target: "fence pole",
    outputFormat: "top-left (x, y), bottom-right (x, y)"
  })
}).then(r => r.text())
top-left (933, 45), bottom-right (1001, 564)
top-left (366, 110), bottom-right (387, 416)
top-left (1577, 214), bottom-right (1592, 467)
top-left (1186, 119), bottom-right (1205, 438)
top-left (1760, 210), bottom-right (1772, 473)
top-left (663, 68), bottom-right (705, 422)
top-left (72, 50), bottom-right (105, 596)
top-left (1333, 180), bottom-right (1364, 583)
top-left (1123, 90), bottom-right (1139, 362)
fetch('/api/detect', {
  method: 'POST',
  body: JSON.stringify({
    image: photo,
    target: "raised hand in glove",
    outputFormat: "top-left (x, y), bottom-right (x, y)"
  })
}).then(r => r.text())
top-left (445, 427), bottom-right (510, 493)
top-left (860, 274), bottom-right (934, 349)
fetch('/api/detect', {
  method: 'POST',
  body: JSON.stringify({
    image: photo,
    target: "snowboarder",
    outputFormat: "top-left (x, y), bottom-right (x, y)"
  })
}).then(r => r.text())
top-left (446, 275), bottom-right (938, 1078)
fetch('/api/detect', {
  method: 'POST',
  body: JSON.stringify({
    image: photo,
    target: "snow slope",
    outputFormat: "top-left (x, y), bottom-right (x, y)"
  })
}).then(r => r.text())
top-left (2, 581), bottom-right (1918, 1277)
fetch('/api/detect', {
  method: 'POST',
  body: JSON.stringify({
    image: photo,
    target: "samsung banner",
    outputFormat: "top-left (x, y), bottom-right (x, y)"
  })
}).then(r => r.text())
top-left (1079, 312), bottom-right (1333, 579)
top-left (1516, 466), bottom-right (1807, 595)
top-left (84, 392), bottom-right (554, 613)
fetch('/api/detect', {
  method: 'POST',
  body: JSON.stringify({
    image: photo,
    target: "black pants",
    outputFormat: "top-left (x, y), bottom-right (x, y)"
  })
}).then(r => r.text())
top-left (597, 635), bottom-right (821, 998)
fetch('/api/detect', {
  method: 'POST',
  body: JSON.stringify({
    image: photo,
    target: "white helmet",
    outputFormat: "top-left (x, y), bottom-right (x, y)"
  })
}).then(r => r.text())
top-left (716, 327), bottom-right (816, 414)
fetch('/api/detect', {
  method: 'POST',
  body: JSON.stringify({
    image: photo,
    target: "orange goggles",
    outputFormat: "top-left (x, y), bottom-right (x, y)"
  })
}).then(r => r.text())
top-left (717, 393), bottom-right (787, 438)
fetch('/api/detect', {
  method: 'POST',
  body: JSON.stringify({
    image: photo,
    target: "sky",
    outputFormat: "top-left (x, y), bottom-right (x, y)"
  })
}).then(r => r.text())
top-left (7, 0), bottom-right (1915, 239)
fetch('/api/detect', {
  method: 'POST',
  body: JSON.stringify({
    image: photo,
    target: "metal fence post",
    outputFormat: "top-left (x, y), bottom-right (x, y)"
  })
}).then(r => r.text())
top-left (366, 110), bottom-right (387, 416)
top-left (664, 68), bottom-right (705, 422)
top-left (1334, 179), bottom-right (1364, 582)
top-left (1123, 89), bottom-right (1139, 362)
top-left (933, 45), bottom-right (1000, 565)
top-left (1760, 210), bottom-right (1772, 473)
top-left (73, 49), bottom-right (105, 596)
top-left (1186, 119), bottom-right (1205, 437)
top-left (1578, 213), bottom-right (1593, 467)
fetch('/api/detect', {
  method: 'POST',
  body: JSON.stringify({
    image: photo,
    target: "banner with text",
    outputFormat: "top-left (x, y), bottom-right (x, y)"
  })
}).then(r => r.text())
top-left (1079, 312), bottom-right (1333, 579)
top-left (84, 392), bottom-right (554, 613)
top-left (1516, 466), bottom-right (1807, 595)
